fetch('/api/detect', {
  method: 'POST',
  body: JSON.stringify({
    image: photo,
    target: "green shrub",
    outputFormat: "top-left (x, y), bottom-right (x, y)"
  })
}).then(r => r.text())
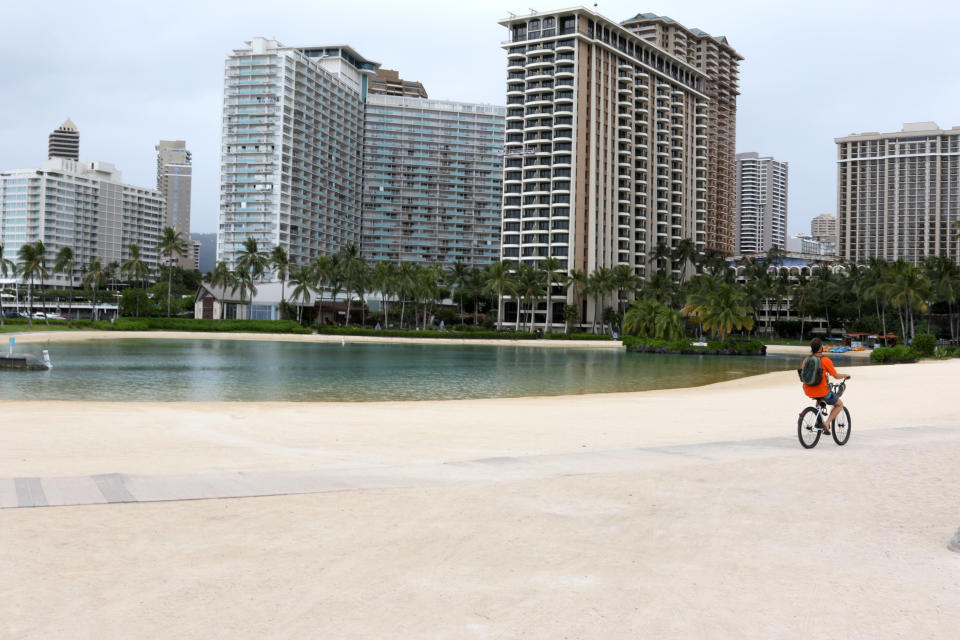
top-left (90, 318), bottom-right (310, 334)
top-left (891, 344), bottom-right (919, 362)
top-left (911, 333), bottom-right (936, 357)
top-left (869, 347), bottom-right (890, 363)
top-left (543, 332), bottom-right (614, 341)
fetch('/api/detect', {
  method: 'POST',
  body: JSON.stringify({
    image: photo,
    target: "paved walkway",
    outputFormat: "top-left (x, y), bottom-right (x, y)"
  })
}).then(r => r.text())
top-left (2, 424), bottom-right (956, 510)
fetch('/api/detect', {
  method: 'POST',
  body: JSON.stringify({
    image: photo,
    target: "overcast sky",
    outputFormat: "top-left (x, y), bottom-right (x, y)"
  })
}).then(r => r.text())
top-left (2, 0), bottom-right (958, 238)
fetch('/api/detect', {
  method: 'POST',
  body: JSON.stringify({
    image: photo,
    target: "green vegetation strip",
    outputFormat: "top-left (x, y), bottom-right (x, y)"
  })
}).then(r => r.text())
top-left (316, 326), bottom-right (613, 341)
top-left (623, 335), bottom-right (766, 355)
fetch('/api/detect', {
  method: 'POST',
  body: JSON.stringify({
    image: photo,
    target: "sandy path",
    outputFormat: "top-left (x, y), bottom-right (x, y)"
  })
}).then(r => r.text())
top-left (0, 339), bottom-right (957, 638)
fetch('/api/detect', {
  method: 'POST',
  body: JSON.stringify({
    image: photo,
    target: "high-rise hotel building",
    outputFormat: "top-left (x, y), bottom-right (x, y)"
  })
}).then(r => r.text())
top-left (836, 122), bottom-right (960, 265)
top-left (621, 13), bottom-right (742, 255)
top-left (361, 94), bottom-right (504, 267)
top-left (499, 8), bottom-right (710, 326)
top-left (0, 158), bottom-right (164, 283)
top-left (218, 39), bottom-right (505, 270)
top-left (218, 39), bottom-right (374, 268)
top-left (811, 213), bottom-right (836, 243)
top-left (734, 152), bottom-right (787, 254)
top-left (156, 140), bottom-right (195, 268)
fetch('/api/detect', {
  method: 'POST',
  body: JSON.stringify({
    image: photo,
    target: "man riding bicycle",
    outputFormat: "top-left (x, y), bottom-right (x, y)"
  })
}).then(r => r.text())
top-left (801, 337), bottom-right (851, 435)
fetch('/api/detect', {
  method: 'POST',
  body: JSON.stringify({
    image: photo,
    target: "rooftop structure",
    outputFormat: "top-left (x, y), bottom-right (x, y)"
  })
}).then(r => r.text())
top-left (48, 118), bottom-right (79, 161)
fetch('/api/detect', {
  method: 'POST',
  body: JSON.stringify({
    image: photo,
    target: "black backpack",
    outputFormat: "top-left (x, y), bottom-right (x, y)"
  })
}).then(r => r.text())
top-left (797, 355), bottom-right (823, 386)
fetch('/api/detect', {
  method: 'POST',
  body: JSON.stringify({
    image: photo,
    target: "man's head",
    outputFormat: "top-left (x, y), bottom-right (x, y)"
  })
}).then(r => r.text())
top-left (810, 337), bottom-right (823, 354)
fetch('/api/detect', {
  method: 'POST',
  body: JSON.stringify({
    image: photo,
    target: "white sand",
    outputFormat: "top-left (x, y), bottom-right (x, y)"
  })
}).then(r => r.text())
top-left (0, 333), bottom-right (957, 638)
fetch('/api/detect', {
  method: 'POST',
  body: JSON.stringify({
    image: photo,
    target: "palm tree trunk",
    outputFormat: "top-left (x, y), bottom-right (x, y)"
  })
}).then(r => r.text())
top-left (345, 282), bottom-right (352, 327)
top-left (545, 279), bottom-right (552, 334)
top-left (496, 287), bottom-right (502, 332)
top-left (27, 279), bottom-right (33, 326)
top-left (41, 275), bottom-right (49, 326)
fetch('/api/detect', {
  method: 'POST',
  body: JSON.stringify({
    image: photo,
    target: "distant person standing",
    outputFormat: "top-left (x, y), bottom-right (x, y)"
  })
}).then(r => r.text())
top-left (800, 337), bottom-right (851, 435)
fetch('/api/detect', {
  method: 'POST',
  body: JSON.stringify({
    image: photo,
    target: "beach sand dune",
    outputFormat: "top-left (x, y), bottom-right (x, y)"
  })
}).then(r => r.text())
top-left (1, 342), bottom-right (958, 638)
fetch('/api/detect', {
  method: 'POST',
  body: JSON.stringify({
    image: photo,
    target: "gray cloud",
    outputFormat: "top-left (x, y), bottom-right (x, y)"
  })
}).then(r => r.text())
top-left (2, 0), bottom-right (958, 238)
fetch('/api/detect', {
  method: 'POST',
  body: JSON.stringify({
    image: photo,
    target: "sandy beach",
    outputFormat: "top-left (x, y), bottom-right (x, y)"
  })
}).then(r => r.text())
top-left (1, 332), bottom-right (957, 638)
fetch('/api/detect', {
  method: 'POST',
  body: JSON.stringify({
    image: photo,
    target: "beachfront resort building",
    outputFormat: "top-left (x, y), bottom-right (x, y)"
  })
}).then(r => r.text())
top-left (217, 39), bottom-right (373, 269)
top-left (156, 139), bottom-right (197, 269)
top-left (836, 122), bottom-right (960, 265)
top-left (361, 94), bottom-right (504, 267)
top-left (498, 7), bottom-right (731, 328)
top-left (218, 38), bottom-right (506, 271)
top-left (621, 12), bottom-right (742, 256)
top-left (734, 152), bottom-right (788, 254)
top-left (0, 158), bottom-right (164, 285)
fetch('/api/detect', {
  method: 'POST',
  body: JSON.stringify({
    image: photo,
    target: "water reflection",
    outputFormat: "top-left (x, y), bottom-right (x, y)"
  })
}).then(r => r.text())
top-left (0, 339), bottom-right (869, 402)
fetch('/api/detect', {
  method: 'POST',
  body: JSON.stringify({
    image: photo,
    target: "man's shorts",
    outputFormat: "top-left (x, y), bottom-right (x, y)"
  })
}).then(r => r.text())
top-left (816, 391), bottom-right (840, 406)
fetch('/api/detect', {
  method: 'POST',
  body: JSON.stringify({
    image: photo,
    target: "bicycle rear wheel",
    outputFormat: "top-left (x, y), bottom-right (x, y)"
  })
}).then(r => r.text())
top-left (832, 407), bottom-right (851, 445)
top-left (798, 407), bottom-right (821, 449)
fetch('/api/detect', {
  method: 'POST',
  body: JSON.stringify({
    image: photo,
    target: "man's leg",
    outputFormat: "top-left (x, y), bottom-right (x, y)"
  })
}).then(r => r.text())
top-left (826, 399), bottom-right (844, 433)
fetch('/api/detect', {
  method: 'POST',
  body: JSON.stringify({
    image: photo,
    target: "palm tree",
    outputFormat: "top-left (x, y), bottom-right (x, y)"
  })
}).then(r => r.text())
top-left (395, 261), bottom-right (417, 329)
top-left (235, 238), bottom-right (268, 320)
top-left (612, 264), bottom-right (640, 318)
top-left (121, 244), bottom-right (150, 318)
top-left (514, 263), bottom-right (546, 332)
top-left (371, 261), bottom-right (397, 328)
top-left (158, 227), bottom-right (188, 317)
top-left (54, 247), bottom-right (76, 325)
top-left (339, 244), bottom-right (365, 327)
top-left (561, 304), bottom-right (579, 334)
top-left (567, 268), bottom-right (588, 330)
top-left (209, 261), bottom-right (236, 321)
top-left (82, 260), bottom-right (106, 322)
top-left (924, 255), bottom-right (959, 341)
top-left (447, 260), bottom-right (469, 324)
top-left (587, 267), bottom-right (615, 333)
top-left (35, 241), bottom-right (51, 326)
top-left (888, 260), bottom-right (930, 341)
top-left (17, 242), bottom-right (45, 327)
top-left (539, 256), bottom-right (564, 333)
top-left (684, 281), bottom-right (754, 340)
top-left (484, 260), bottom-right (516, 331)
top-left (0, 243), bottom-right (17, 328)
top-left (810, 265), bottom-right (837, 339)
top-left (231, 265), bottom-right (257, 318)
top-left (288, 266), bottom-right (313, 324)
top-left (672, 238), bottom-right (698, 288)
top-left (270, 246), bottom-right (290, 318)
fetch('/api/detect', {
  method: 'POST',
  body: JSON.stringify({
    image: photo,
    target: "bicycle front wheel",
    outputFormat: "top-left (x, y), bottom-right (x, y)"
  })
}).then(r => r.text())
top-left (798, 407), bottom-right (820, 449)
top-left (832, 407), bottom-right (851, 445)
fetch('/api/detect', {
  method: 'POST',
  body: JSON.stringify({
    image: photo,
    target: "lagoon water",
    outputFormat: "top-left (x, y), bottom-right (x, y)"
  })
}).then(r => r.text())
top-left (0, 339), bottom-right (868, 402)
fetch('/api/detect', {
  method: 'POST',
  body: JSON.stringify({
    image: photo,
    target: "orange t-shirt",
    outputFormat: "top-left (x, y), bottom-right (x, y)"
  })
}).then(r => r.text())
top-left (803, 355), bottom-right (837, 398)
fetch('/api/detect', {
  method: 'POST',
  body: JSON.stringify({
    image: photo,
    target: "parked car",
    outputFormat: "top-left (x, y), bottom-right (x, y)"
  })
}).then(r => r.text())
top-left (3, 311), bottom-right (28, 319)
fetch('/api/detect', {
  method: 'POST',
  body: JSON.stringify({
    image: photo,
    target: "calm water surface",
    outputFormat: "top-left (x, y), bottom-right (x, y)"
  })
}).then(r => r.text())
top-left (0, 339), bottom-right (869, 402)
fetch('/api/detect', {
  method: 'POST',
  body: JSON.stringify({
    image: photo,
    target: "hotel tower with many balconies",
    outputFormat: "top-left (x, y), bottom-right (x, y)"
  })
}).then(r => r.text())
top-left (499, 8), bottom-right (710, 328)
top-left (621, 13), bottom-right (742, 256)
top-left (836, 122), bottom-right (960, 265)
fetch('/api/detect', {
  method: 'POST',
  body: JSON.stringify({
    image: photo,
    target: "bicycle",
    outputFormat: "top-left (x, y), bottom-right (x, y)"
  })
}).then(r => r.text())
top-left (797, 380), bottom-right (851, 449)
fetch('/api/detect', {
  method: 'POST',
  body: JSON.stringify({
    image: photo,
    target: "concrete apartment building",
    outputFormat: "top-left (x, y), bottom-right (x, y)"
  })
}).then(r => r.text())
top-left (218, 38), bottom-right (506, 271)
top-left (361, 94), bottom-right (504, 267)
top-left (48, 118), bottom-right (79, 161)
top-left (621, 12), bottom-right (742, 256)
top-left (498, 8), bottom-right (710, 328)
top-left (810, 213), bottom-right (836, 243)
top-left (217, 39), bottom-right (373, 268)
top-left (156, 140), bottom-right (196, 269)
top-left (734, 152), bottom-right (788, 254)
top-left (836, 122), bottom-right (960, 265)
top-left (0, 158), bottom-right (164, 285)
top-left (368, 69), bottom-right (428, 98)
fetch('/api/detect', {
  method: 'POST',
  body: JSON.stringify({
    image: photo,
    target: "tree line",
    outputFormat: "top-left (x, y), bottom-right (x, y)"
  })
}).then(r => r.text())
top-left (0, 227), bottom-right (190, 327)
